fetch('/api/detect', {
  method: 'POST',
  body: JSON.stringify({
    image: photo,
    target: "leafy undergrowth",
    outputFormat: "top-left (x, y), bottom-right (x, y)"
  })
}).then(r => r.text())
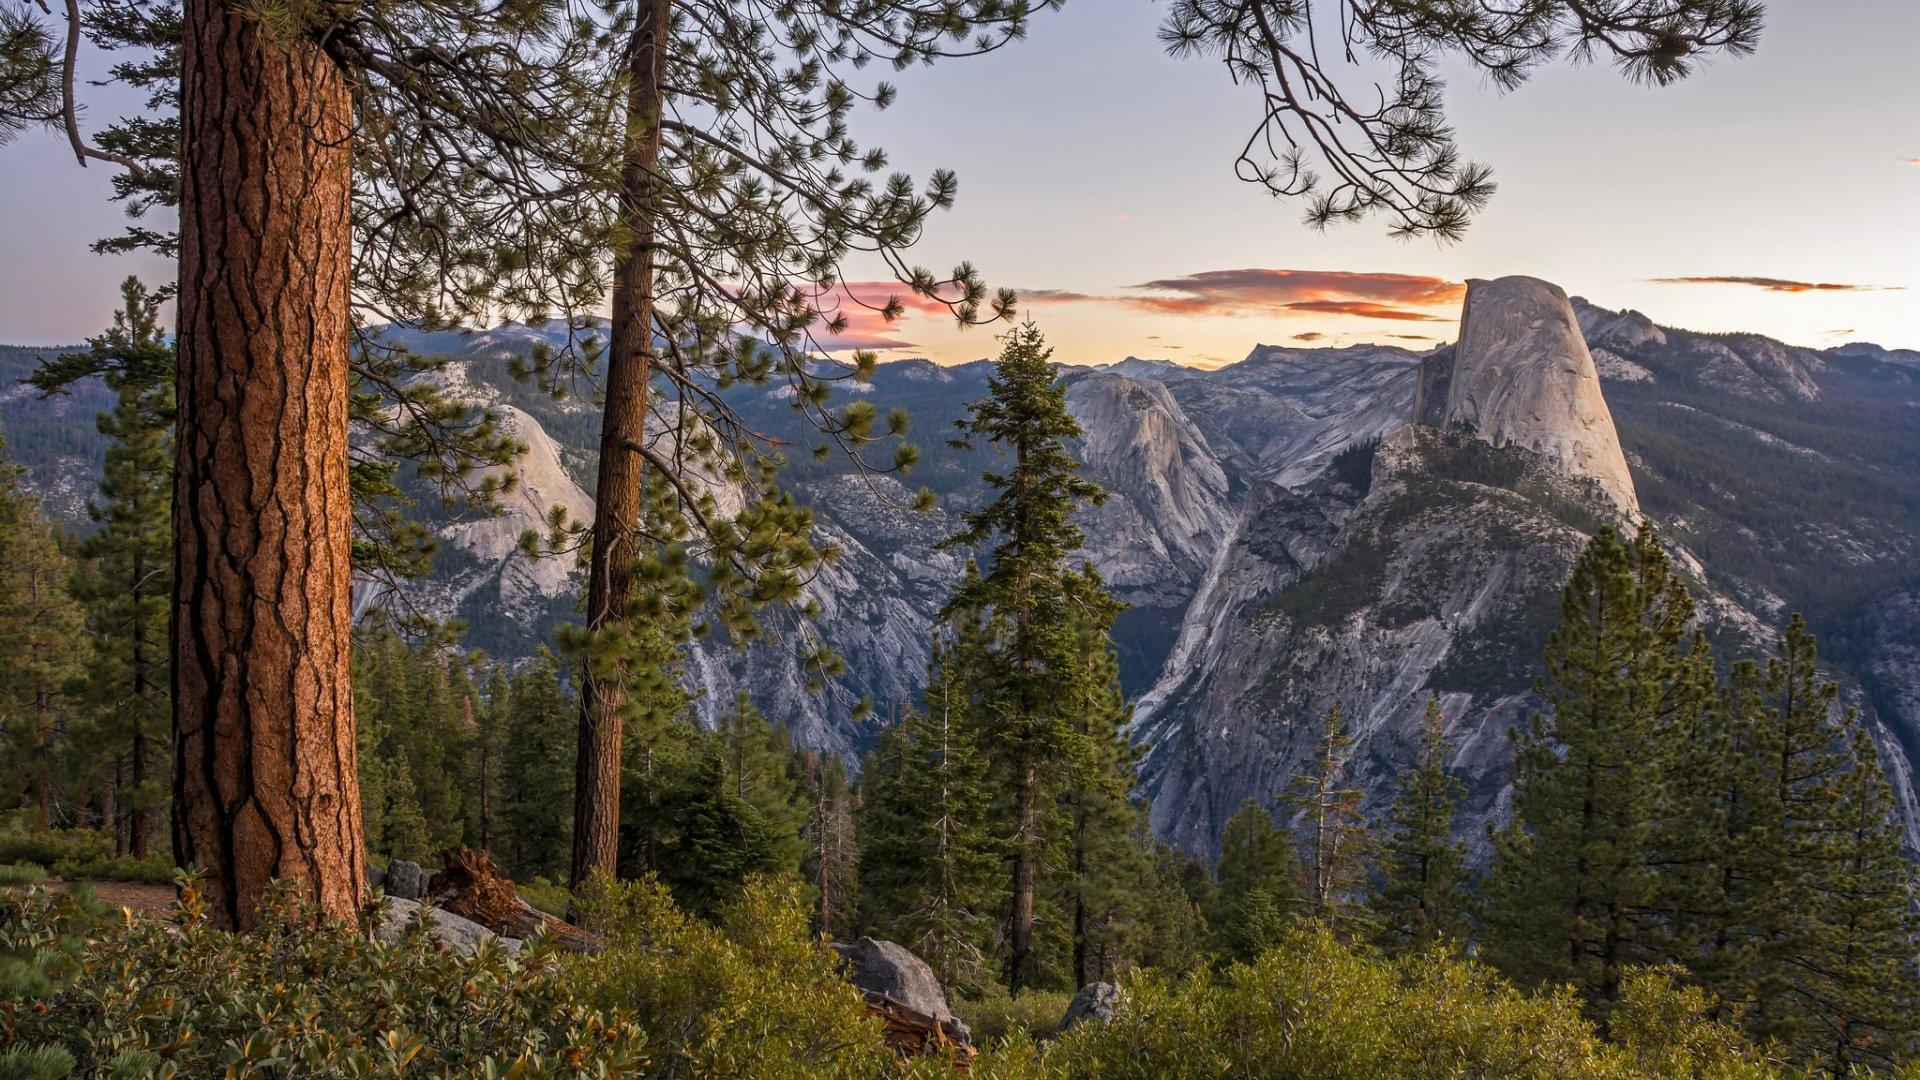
top-left (0, 823), bottom-right (172, 885)
top-left (0, 877), bottom-right (1819, 1079)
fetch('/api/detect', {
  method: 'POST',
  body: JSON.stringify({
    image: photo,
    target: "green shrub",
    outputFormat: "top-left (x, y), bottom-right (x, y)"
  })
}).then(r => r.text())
top-left (0, 865), bottom-right (46, 888)
top-left (516, 876), bottom-right (571, 919)
top-left (1043, 926), bottom-right (1776, 1079)
top-left (0, 878), bottom-right (644, 1078)
top-left (957, 985), bottom-right (1072, 1047)
top-left (0, 828), bottom-right (108, 872)
top-left (564, 874), bottom-right (904, 1078)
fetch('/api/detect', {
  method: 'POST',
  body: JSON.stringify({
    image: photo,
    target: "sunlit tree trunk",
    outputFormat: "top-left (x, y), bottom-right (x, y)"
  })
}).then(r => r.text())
top-left (172, 0), bottom-right (363, 931)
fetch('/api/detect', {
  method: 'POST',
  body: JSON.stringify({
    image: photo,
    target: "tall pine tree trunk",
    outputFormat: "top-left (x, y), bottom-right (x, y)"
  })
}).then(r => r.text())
top-left (571, 0), bottom-right (671, 890)
top-left (172, 0), bottom-right (363, 931)
top-left (1010, 756), bottom-right (1039, 992)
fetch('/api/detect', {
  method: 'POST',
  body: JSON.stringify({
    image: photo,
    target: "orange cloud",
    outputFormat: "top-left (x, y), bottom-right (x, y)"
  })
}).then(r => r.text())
top-left (810, 280), bottom-right (975, 352)
top-left (1021, 269), bottom-right (1464, 322)
top-left (1292, 332), bottom-right (1327, 342)
top-left (1650, 276), bottom-right (1898, 294)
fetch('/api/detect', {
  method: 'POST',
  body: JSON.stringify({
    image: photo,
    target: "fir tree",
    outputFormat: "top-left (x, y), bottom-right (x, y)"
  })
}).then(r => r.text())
top-left (857, 632), bottom-right (1003, 994)
top-left (63, 279), bottom-right (174, 858)
top-left (1059, 598), bottom-right (1151, 987)
top-left (940, 321), bottom-right (1110, 991)
top-left (803, 751), bottom-right (861, 939)
top-left (1284, 704), bottom-right (1373, 933)
top-left (0, 440), bottom-right (88, 829)
top-left (1735, 618), bottom-right (1919, 1073)
top-left (497, 648), bottom-right (576, 881)
top-left (715, 691), bottom-right (808, 874)
top-left (1483, 525), bottom-right (1709, 1007)
top-left (1372, 698), bottom-right (1468, 952)
top-left (1209, 798), bottom-right (1299, 963)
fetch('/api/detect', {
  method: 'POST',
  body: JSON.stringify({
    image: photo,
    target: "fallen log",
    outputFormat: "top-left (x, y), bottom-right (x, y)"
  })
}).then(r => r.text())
top-left (860, 990), bottom-right (976, 1068)
top-left (426, 846), bottom-right (600, 953)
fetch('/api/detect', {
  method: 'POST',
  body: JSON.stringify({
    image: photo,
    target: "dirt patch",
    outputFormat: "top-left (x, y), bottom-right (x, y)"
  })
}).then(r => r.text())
top-left (42, 879), bottom-right (177, 920)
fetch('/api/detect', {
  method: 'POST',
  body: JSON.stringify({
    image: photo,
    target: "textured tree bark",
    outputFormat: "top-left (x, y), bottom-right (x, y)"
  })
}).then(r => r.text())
top-left (571, 0), bottom-right (671, 890)
top-left (1009, 757), bottom-right (1039, 993)
top-left (172, 0), bottom-right (364, 931)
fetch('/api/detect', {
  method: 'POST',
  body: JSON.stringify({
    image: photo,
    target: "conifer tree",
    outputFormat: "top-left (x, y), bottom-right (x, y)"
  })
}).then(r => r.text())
top-left (857, 631), bottom-right (1003, 994)
top-left (1372, 698), bottom-right (1467, 952)
top-left (472, 665), bottom-right (511, 853)
top-left (1209, 798), bottom-right (1299, 963)
top-left (716, 692), bottom-right (808, 873)
top-left (1733, 618), bottom-right (1919, 1073)
top-left (1059, 599), bottom-right (1151, 987)
top-left (497, 648), bottom-right (576, 881)
top-left (803, 751), bottom-right (861, 939)
top-left (1284, 704), bottom-right (1372, 933)
top-left (940, 321), bottom-right (1111, 990)
top-left (1483, 525), bottom-right (1708, 1007)
top-left (0, 441), bottom-right (88, 829)
top-left (66, 279), bottom-right (173, 859)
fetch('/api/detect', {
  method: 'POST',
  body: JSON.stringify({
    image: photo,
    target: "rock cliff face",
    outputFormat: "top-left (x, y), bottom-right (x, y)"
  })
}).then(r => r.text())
top-left (1415, 276), bottom-right (1639, 514)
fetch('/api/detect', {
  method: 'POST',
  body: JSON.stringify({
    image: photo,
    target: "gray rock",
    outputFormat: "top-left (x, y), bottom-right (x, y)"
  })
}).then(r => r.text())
top-left (1059, 982), bottom-right (1121, 1033)
top-left (366, 862), bottom-right (385, 890)
top-left (385, 860), bottom-right (427, 900)
top-left (374, 896), bottom-right (522, 957)
top-left (1416, 275), bottom-right (1639, 514)
top-left (834, 937), bottom-right (967, 1041)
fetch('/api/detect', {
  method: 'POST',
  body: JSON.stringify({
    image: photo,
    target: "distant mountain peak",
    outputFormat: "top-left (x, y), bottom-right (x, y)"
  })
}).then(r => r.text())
top-left (1415, 276), bottom-right (1640, 515)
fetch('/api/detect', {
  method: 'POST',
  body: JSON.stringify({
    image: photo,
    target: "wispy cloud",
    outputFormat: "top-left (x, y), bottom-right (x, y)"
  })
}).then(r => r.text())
top-left (1650, 275), bottom-right (1899, 294)
top-left (810, 280), bottom-right (969, 352)
top-left (1292, 332), bottom-right (1328, 342)
top-left (1022, 269), bottom-right (1464, 323)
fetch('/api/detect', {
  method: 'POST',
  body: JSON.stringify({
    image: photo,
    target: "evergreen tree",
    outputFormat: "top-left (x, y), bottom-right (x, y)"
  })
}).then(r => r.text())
top-left (497, 648), bottom-right (576, 881)
top-left (715, 692), bottom-right (808, 874)
top-left (1372, 698), bottom-right (1467, 952)
top-left (1209, 798), bottom-right (1299, 963)
top-left (940, 321), bottom-right (1111, 991)
top-left (1734, 619), bottom-right (1919, 1073)
top-left (1483, 525), bottom-right (1709, 1007)
top-left (0, 440), bottom-right (88, 829)
top-left (65, 278), bottom-right (173, 859)
top-left (857, 632), bottom-right (1003, 994)
top-left (1059, 600), bottom-right (1151, 987)
top-left (1284, 704), bottom-right (1372, 932)
top-left (803, 751), bottom-right (861, 939)
top-left (623, 742), bottom-right (783, 917)
top-left (472, 665), bottom-right (511, 854)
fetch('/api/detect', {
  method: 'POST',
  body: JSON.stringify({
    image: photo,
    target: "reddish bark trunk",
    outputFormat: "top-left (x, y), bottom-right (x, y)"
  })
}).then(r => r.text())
top-left (571, 0), bottom-right (671, 889)
top-left (172, 0), bottom-right (364, 931)
top-left (1009, 757), bottom-right (1039, 992)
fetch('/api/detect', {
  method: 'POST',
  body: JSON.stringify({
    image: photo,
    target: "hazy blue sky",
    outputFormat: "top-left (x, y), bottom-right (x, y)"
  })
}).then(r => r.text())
top-left (2, 1), bottom-right (1915, 365)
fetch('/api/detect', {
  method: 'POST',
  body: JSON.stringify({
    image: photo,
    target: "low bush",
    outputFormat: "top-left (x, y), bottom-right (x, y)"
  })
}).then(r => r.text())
top-left (0, 864), bottom-right (46, 887)
top-left (0, 877), bottom-right (1793, 1079)
top-left (958, 985), bottom-right (1073, 1048)
top-left (0, 828), bottom-right (171, 884)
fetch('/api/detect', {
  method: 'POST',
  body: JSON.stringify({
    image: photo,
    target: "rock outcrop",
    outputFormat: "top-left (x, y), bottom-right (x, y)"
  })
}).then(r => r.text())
top-left (1059, 982), bottom-right (1122, 1033)
top-left (375, 896), bottom-right (522, 956)
top-left (1415, 276), bottom-right (1639, 514)
top-left (834, 937), bottom-right (968, 1043)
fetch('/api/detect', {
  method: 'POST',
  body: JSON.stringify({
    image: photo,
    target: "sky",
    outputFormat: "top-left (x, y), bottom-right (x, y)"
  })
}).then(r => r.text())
top-left (2, 1), bottom-right (1916, 367)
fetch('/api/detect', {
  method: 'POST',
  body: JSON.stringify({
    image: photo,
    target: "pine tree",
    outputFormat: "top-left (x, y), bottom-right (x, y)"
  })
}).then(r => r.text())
top-left (1372, 698), bottom-right (1467, 952)
top-left (1059, 598), bottom-right (1151, 987)
top-left (1209, 798), bottom-right (1299, 963)
top-left (1284, 704), bottom-right (1373, 932)
top-left (497, 648), bottom-right (576, 881)
top-left (857, 632), bottom-right (1003, 994)
top-left (0, 440), bottom-right (88, 830)
top-left (940, 321), bottom-right (1111, 991)
top-left (803, 751), bottom-right (861, 939)
top-left (1732, 618), bottom-right (1919, 1073)
top-left (1482, 524), bottom-right (1708, 1007)
top-left (716, 692), bottom-right (808, 874)
top-left (473, 665), bottom-right (511, 854)
top-left (59, 279), bottom-right (174, 858)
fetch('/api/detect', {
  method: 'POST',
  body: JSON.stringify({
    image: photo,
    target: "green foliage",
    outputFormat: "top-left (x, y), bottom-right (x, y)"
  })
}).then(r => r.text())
top-left (1482, 524), bottom-right (1712, 1006)
top-left (0, 880), bottom-right (644, 1077)
top-left (958, 985), bottom-right (1074, 1048)
top-left (0, 865), bottom-right (44, 888)
top-left (1283, 704), bottom-right (1373, 932)
top-left (1372, 698), bottom-right (1468, 953)
top-left (1044, 927), bottom-right (1774, 1079)
top-left (495, 648), bottom-right (576, 881)
top-left (563, 875), bottom-right (900, 1078)
top-left (1208, 799), bottom-right (1298, 963)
